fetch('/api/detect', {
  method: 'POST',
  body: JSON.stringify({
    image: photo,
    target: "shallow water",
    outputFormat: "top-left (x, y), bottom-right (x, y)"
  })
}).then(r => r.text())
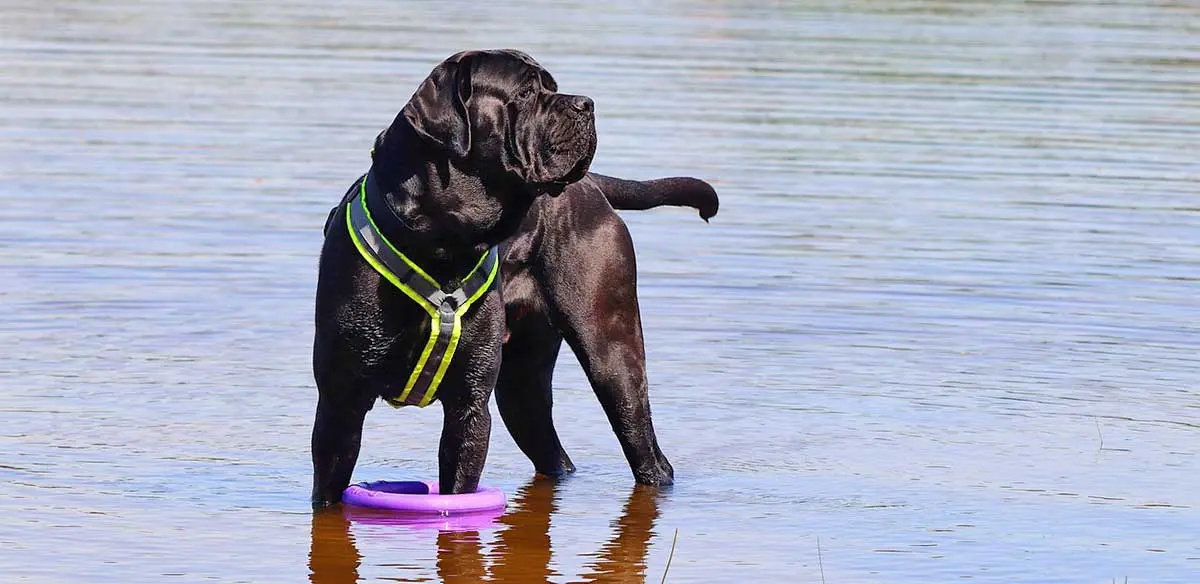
top-left (2, 1), bottom-right (1198, 582)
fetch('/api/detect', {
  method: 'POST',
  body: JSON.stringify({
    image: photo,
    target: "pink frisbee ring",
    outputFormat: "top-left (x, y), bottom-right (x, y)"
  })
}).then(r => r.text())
top-left (341, 480), bottom-right (506, 515)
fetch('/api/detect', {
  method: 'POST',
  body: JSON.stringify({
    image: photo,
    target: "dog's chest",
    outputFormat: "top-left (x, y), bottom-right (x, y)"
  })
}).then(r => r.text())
top-left (334, 299), bottom-right (431, 390)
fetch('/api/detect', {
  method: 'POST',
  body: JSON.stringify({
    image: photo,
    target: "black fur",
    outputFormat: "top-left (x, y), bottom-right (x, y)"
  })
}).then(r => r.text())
top-left (311, 49), bottom-right (718, 507)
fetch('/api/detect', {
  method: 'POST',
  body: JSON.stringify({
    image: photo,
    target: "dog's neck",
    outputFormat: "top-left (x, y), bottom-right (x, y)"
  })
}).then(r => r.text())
top-left (367, 120), bottom-right (533, 281)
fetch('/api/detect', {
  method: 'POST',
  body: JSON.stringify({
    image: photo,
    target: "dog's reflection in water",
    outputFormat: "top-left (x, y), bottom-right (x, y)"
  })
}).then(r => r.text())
top-left (309, 480), bottom-right (663, 584)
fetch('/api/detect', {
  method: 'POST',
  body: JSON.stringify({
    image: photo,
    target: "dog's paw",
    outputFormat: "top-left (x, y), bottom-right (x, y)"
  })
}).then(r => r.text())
top-left (633, 460), bottom-right (674, 487)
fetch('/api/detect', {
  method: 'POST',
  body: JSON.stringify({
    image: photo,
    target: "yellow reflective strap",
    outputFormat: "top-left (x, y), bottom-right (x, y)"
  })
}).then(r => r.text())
top-left (346, 202), bottom-right (435, 314)
top-left (420, 317), bottom-right (460, 407)
top-left (418, 251), bottom-right (500, 406)
top-left (459, 250), bottom-right (500, 318)
top-left (346, 198), bottom-right (442, 408)
top-left (395, 312), bottom-right (440, 406)
top-left (460, 242), bottom-right (494, 283)
top-left (357, 178), bottom-right (441, 291)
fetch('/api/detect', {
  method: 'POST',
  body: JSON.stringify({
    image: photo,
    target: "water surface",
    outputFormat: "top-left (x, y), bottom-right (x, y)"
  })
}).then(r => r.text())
top-left (2, 1), bottom-right (1198, 582)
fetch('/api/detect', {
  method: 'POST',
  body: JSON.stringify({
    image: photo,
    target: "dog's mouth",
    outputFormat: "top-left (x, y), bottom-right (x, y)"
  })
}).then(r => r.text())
top-left (538, 123), bottom-right (596, 188)
top-left (523, 148), bottom-right (590, 199)
top-left (550, 148), bottom-right (593, 187)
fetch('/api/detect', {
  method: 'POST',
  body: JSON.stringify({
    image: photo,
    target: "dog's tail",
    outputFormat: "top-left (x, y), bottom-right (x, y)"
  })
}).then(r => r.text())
top-left (586, 173), bottom-right (719, 222)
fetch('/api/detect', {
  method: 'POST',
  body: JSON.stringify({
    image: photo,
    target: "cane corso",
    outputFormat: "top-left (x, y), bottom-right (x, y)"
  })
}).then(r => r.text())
top-left (312, 49), bottom-right (718, 506)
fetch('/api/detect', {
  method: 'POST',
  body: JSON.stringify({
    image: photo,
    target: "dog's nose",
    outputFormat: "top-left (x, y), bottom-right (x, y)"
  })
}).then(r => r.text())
top-left (569, 95), bottom-right (594, 113)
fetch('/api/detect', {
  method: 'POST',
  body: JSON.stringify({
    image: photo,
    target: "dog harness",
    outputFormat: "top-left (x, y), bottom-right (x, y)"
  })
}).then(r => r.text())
top-left (345, 173), bottom-right (500, 408)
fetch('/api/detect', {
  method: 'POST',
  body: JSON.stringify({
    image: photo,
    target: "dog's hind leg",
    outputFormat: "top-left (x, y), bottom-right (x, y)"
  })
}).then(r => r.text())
top-left (310, 379), bottom-right (375, 507)
top-left (543, 218), bottom-right (674, 486)
top-left (556, 296), bottom-right (673, 486)
top-left (495, 315), bottom-right (576, 478)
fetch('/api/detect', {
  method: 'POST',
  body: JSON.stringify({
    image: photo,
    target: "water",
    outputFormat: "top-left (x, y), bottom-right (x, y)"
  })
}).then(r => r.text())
top-left (2, 1), bottom-right (1198, 582)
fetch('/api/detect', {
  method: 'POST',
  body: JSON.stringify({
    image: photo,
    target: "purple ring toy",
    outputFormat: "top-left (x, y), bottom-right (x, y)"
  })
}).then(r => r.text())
top-left (342, 480), bottom-right (506, 515)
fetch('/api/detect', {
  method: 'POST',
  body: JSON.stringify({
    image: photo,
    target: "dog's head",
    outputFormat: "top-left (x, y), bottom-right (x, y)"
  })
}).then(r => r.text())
top-left (399, 49), bottom-right (596, 189)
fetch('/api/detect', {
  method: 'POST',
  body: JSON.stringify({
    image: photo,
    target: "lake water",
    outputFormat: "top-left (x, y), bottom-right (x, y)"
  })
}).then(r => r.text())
top-left (2, 1), bottom-right (1198, 582)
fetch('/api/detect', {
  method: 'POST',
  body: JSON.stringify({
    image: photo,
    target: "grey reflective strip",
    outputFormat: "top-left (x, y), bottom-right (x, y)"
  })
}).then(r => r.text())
top-left (391, 305), bottom-right (457, 407)
top-left (461, 247), bottom-right (499, 303)
top-left (347, 190), bottom-right (441, 302)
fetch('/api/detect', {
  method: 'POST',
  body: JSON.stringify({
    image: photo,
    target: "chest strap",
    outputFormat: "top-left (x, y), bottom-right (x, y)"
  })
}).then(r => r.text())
top-left (345, 174), bottom-right (500, 408)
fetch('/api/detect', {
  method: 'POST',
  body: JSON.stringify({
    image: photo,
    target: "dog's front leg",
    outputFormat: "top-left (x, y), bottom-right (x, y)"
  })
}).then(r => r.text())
top-left (437, 293), bottom-right (504, 495)
top-left (311, 386), bottom-right (374, 507)
top-left (438, 393), bottom-right (493, 495)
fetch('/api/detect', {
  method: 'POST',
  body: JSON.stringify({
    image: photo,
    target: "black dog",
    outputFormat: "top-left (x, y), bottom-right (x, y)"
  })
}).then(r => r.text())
top-left (312, 49), bottom-right (717, 506)
top-left (312, 49), bottom-right (597, 505)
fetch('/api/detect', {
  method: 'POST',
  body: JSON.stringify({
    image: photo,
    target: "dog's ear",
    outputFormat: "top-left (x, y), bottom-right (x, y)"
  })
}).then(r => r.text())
top-left (402, 55), bottom-right (473, 160)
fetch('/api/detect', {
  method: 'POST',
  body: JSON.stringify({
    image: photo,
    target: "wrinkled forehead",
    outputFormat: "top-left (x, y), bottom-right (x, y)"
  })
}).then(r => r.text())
top-left (462, 49), bottom-right (559, 93)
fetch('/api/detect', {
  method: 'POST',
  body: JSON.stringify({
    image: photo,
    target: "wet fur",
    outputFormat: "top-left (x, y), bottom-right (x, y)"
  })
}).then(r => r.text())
top-left (312, 49), bottom-right (596, 506)
top-left (311, 49), bottom-right (718, 507)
